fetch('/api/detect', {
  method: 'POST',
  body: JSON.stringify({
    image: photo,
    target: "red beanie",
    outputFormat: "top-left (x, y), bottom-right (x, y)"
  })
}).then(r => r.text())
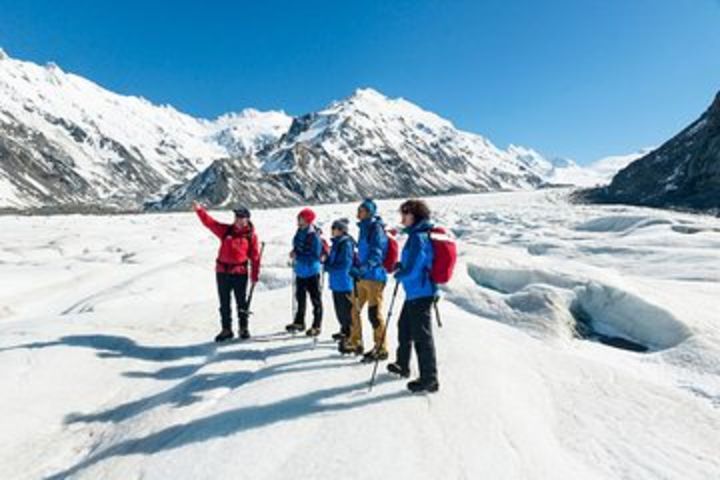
top-left (298, 208), bottom-right (316, 224)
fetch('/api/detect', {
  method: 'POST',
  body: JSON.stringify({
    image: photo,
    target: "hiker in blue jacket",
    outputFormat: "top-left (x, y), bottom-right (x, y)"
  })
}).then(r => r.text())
top-left (340, 199), bottom-right (390, 360)
top-left (387, 199), bottom-right (440, 393)
top-left (286, 208), bottom-right (324, 336)
top-left (324, 218), bottom-right (356, 343)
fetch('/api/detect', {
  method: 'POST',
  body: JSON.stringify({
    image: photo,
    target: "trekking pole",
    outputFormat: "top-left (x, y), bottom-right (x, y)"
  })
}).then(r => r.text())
top-left (243, 242), bottom-right (265, 315)
top-left (433, 295), bottom-right (443, 328)
top-left (291, 260), bottom-right (297, 326)
top-left (351, 280), bottom-right (361, 342)
top-left (369, 281), bottom-right (400, 391)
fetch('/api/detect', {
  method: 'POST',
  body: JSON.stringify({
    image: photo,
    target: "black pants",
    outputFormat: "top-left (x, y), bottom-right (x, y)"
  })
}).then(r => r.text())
top-left (396, 296), bottom-right (438, 382)
top-left (294, 274), bottom-right (323, 329)
top-left (332, 291), bottom-right (352, 336)
top-left (217, 272), bottom-right (249, 332)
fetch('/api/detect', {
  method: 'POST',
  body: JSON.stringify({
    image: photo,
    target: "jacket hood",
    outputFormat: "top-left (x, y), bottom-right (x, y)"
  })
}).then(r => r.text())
top-left (404, 219), bottom-right (433, 235)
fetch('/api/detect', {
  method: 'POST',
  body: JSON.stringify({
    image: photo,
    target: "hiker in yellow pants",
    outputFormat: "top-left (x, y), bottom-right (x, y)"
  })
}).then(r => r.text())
top-left (344, 279), bottom-right (388, 359)
top-left (339, 199), bottom-right (390, 362)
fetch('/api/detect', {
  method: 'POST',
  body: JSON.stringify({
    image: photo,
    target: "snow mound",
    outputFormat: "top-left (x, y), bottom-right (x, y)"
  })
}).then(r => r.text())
top-left (444, 251), bottom-right (692, 352)
top-left (572, 282), bottom-right (692, 350)
top-left (575, 215), bottom-right (674, 233)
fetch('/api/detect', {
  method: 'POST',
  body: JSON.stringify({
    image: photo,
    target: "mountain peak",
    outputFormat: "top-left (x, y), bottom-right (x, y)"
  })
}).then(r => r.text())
top-left (349, 87), bottom-right (387, 102)
top-left (0, 48), bottom-right (7, 61)
top-left (215, 108), bottom-right (290, 123)
top-left (329, 87), bottom-right (391, 112)
top-left (710, 90), bottom-right (720, 115)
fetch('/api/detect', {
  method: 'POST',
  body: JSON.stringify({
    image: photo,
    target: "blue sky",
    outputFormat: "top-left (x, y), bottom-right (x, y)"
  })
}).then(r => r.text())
top-left (1, 0), bottom-right (719, 164)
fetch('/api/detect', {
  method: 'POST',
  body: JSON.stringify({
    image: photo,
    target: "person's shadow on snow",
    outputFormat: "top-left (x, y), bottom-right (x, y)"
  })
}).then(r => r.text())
top-left (4, 333), bottom-right (346, 426)
top-left (0, 333), bottom-right (251, 361)
top-left (64, 351), bottom-right (359, 425)
top-left (2, 334), bottom-right (408, 480)
top-left (45, 375), bottom-right (405, 480)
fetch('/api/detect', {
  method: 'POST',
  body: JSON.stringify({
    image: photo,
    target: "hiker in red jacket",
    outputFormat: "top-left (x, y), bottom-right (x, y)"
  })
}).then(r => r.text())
top-left (192, 201), bottom-right (261, 342)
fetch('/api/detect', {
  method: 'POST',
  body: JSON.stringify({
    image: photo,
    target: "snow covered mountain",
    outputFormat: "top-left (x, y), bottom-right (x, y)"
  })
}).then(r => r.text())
top-left (152, 88), bottom-right (551, 210)
top-left (509, 145), bottom-right (652, 188)
top-left (0, 48), bottom-right (291, 211)
top-left (1, 49), bottom-right (641, 213)
top-left (585, 149), bottom-right (653, 182)
top-left (554, 150), bottom-right (652, 187)
top-left (583, 91), bottom-right (720, 212)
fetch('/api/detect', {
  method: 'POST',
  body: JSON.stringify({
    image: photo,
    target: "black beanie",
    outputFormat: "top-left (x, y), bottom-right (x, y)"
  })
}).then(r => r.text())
top-left (233, 206), bottom-right (251, 218)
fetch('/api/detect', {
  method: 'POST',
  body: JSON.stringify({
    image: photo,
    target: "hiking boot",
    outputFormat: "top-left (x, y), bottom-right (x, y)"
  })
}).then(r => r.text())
top-left (306, 327), bottom-right (321, 337)
top-left (286, 322), bottom-right (305, 334)
top-left (361, 349), bottom-right (389, 363)
top-left (331, 331), bottom-right (345, 342)
top-left (387, 362), bottom-right (410, 378)
top-left (239, 329), bottom-right (251, 340)
top-left (338, 340), bottom-right (364, 356)
top-left (214, 329), bottom-right (234, 343)
top-left (407, 378), bottom-right (440, 393)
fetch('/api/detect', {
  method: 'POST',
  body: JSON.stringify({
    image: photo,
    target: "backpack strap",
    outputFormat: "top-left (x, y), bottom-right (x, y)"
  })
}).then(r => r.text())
top-left (225, 223), bottom-right (254, 240)
top-left (219, 223), bottom-right (254, 273)
top-left (305, 225), bottom-right (320, 246)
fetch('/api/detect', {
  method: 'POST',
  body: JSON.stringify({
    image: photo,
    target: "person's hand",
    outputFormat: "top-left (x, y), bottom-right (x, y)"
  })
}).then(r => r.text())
top-left (320, 253), bottom-right (328, 263)
top-left (251, 277), bottom-right (259, 285)
top-left (289, 251), bottom-right (296, 260)
top-left (191, 200), bottom-right (202, 212)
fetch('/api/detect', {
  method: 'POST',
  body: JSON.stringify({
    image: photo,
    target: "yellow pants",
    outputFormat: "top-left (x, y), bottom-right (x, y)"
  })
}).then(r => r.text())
top-left (348, 280), bottom-right (388, 353)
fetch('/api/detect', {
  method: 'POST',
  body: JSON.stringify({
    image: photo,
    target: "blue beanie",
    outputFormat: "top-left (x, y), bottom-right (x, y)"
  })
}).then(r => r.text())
top-left (359, 198), bottom-right (377, 216)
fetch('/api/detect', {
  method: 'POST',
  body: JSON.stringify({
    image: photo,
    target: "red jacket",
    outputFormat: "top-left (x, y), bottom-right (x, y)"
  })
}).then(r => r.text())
top-left (196, 207), bottom-right (261, 282)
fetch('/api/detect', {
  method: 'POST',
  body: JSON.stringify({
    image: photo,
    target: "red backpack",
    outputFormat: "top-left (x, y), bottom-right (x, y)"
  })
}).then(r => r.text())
top-left (383, 228), bottom-right (400, 272)
top-left (428, 226), bottom-right (457, 284)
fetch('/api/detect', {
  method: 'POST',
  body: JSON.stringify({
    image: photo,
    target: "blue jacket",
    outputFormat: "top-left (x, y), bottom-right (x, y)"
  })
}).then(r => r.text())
top-left (324, 234), bottom-right (355, 292)
top-left (356, 216), bottom-right (388, 283)
top-left (395, 219), bottom-right (436, 300)
top-left (293, 226), bottom-right (323, 278)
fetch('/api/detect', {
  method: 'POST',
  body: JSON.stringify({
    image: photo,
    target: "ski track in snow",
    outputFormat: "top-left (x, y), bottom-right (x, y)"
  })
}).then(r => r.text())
top-left (0, 189), bottom-right (719, 479)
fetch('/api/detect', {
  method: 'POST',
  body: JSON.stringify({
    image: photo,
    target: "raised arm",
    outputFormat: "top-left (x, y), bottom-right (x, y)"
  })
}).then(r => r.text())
top-left (193, 203), bottom-right (227, 239)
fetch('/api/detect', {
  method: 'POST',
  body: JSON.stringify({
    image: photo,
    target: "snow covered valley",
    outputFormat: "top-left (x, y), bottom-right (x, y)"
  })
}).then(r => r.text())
top-left (1, 189), bottom-right (719, 479)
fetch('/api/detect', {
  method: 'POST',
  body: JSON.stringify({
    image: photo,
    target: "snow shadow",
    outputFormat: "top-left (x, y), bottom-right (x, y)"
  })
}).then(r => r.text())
top-left (0, 334), bottom-right (331, 360)
top-left (0, 334), bottom-right (220, 361)
top-left (64, 347), bottom-right (353, 426)
top-left (574, 215), bottom-right (673, 234)
top-left (45, 377), bottom-right (404, 480)
top-left (569, 302), bottom-right (648, 352)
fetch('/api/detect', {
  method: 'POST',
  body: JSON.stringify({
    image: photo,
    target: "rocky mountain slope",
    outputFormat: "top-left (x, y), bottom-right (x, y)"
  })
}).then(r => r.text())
top-left (581, 91), bottom-right (720, 212)
top-left (0, 48), bottom-right (290, 212)
top-left (152, 89), bottom-right (552, 210)
top-left (1, 49), bottom-right (640, 213)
